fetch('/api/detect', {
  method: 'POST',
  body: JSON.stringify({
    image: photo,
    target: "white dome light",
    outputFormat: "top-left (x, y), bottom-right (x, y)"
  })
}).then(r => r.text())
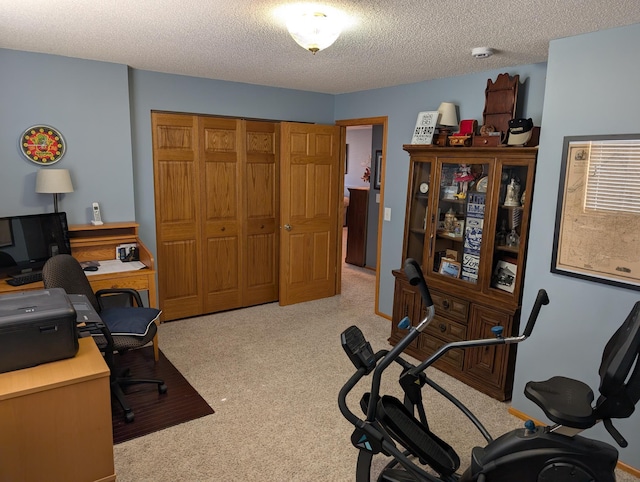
top-left (287, 11), bottom-right (342, 54)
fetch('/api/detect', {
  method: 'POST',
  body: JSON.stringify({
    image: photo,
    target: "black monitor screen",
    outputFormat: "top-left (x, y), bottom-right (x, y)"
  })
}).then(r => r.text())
top-left (0, 212), bottom-right (71, 277)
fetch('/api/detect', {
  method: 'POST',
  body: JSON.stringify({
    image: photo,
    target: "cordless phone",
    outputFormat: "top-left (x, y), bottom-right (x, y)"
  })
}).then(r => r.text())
top-left (91, 202), bottom-right (103, 225)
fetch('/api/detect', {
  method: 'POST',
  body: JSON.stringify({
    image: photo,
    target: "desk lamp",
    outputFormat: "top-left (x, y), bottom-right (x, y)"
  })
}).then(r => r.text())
top-left (36, 168), bottom-right (74, 213)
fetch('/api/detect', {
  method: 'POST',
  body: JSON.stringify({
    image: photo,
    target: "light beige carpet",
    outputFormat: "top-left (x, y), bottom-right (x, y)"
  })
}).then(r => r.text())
top-left (113, 260), bottom-right (638, 481)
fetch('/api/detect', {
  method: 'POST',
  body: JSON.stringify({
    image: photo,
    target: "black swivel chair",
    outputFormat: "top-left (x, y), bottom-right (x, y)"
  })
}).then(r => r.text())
top-left (43, 254), bottom-right (167, 423)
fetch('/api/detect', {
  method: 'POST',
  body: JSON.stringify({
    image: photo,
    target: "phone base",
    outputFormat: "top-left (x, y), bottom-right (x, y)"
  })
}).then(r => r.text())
top-left (90, 220), bottom-right (104, 226)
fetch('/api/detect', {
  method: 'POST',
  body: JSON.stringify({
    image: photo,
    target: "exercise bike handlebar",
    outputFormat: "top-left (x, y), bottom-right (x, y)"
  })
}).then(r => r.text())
top-left (523, 289), bottom-right (550, 337)
top-left (404, 258), bottom-right (434, 308)
top-left (404, 259), bottom-right (549, 375)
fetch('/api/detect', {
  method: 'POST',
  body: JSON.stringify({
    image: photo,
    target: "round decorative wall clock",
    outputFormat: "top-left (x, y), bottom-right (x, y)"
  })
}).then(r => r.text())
top-left (19, 125), bottom-right (66, 165)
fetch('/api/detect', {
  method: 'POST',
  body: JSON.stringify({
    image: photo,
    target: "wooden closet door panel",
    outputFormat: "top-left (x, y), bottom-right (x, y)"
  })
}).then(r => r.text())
top-left (199, 117), bottom-right (243, 312)
top-left (244, 121), bottom-right (279, 305)
top-left (152, 113), bottom-right (202, 321)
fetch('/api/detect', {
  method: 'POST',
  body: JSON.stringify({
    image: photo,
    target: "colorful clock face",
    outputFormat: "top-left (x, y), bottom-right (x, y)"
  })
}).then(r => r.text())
top-left (20, 125), bottom-right (66, 165)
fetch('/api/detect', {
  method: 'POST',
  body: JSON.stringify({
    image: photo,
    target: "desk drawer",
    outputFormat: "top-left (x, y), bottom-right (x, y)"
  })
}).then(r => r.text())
top-left (89, 275), bottom-right (149, 292)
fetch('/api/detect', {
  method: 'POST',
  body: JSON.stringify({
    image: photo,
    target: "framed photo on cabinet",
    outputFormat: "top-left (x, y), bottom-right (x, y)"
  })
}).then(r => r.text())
top-left (411, 111), bottom-right (439, 144)
top-left (439, 258), bottom-right (461, 278)
top-left (492, 260), bottom-right (517, 293)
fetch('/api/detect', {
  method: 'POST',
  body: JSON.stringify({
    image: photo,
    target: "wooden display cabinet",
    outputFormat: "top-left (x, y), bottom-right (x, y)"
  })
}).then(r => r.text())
top-left (345, 187), bottom-right (369, 266)
top-left (390, 145), bottom-right (537, 400)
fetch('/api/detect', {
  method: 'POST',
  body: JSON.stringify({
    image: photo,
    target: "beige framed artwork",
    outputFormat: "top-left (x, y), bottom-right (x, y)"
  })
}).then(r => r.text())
top-left (551, 134), bottom-right (640, 290)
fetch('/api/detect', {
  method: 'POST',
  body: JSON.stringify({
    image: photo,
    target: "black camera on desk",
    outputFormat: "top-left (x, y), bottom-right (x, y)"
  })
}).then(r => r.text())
top-left (118, 246), bottom-right (139, 262)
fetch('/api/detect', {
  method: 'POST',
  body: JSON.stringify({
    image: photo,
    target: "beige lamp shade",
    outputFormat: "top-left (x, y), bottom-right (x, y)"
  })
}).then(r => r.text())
top-left (35, 168), bottom-right (74, 194)
top-left (437, 102), bottom-right (459, 127)
top-left (35, 168), bottom-right (74, 213)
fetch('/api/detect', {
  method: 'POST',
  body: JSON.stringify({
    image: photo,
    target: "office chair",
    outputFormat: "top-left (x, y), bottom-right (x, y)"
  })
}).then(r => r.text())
top-left (42, 254), bottom-right (167, 423)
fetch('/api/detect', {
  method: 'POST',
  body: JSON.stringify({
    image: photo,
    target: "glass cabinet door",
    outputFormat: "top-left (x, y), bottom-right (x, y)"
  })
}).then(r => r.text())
top-left (403, 161), bottom-right (432, 266)
top-left (489, 163), bottom-right (529, 295)
top-left (430, 161), bottom-right (489, 285)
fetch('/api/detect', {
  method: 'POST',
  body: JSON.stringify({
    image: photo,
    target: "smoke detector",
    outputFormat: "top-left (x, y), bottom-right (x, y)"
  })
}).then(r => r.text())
top-left (472, 47), bottom-right (494, 59)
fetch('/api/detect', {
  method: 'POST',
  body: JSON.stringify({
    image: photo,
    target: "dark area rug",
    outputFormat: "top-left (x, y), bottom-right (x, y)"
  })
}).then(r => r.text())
top-left (111, 346), bottom-right (214, 444)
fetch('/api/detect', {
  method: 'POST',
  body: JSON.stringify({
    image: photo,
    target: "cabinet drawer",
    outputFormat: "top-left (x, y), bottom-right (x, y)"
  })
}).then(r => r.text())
top-left (420, 334), bottom-right (464, 370)
top-left (425, 315), bottom-right (467, 342)
top-left (472, 135), bottom-right (502, 147)
top-left (430, 290), bottom-right (469, 324)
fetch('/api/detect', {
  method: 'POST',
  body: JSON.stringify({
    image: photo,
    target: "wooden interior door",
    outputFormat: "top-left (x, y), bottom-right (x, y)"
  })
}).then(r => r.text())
top-left (244, 121), bottom-right (280, 305)
top-left (152, 113), bottom-right (203, 320)
top-left (279, 122), bottom-right (341, 306)
top-left (199, 117), bottom-right (243, 313)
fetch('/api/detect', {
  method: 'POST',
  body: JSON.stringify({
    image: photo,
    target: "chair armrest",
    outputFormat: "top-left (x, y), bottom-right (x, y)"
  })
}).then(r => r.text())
top-left (96, 288), bottom-right (144, 308)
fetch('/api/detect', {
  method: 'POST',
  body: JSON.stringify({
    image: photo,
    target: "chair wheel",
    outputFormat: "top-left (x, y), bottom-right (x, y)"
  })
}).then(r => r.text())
top-left (159, 383), bottom-right (168, 394)
top-left (124, 410), bottom-right (135, 423)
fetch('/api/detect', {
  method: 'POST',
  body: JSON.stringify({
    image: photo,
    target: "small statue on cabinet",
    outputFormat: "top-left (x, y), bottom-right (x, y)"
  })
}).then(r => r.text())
top-left (506, 229), bottom-right (520, 248)
top-left (454, 164), bottom-right (475, 199)
top-left (504, 178), bottom-right (521, 206)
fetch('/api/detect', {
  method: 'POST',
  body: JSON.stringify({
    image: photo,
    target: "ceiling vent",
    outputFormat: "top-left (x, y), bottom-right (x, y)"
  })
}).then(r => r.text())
top-left (472, 47), bottom-right (494, 59)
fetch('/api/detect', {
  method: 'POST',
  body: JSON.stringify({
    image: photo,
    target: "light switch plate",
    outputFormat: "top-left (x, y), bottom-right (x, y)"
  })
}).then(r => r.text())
top-left (384, 207), bottom-right (391, 221)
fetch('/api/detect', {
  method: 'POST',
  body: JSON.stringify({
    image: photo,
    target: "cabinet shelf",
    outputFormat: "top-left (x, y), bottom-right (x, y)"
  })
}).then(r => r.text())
top-left (436, 231), bottom-right (463, 241)
top-left (393, 145), bottom-right (537, 401)
top-left (495, 245), bottom-right (519, 254)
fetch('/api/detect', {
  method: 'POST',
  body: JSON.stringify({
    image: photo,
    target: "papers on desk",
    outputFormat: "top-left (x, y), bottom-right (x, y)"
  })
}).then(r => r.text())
top-left (84, 259), bottom-right (147, 275)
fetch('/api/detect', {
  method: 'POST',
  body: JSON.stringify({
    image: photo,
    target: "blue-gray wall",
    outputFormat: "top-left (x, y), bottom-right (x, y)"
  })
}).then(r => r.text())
top-left (0, 49), bottom-right (135, 223)
top-left (367, 124), bottom-right (383, 268)
top-left (512, 23), bottom-right (640, 468)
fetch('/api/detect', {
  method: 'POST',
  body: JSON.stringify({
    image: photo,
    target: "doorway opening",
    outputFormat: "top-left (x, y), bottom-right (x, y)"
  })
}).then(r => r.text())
top-left (336, 117), bottom-right (388, 317)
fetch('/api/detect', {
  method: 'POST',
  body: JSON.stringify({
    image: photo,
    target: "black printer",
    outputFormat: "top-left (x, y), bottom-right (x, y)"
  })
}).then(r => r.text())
top-left (0, 288), bottom-right (79, 373)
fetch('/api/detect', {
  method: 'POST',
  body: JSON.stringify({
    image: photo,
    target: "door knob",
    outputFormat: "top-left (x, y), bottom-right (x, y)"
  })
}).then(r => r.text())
top-left (284, 224), bottom-right (292, 231)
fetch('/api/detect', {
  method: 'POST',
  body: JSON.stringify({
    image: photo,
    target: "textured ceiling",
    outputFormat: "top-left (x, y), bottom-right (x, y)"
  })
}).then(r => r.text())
top-left (2, 1), bottom-right (640, 94)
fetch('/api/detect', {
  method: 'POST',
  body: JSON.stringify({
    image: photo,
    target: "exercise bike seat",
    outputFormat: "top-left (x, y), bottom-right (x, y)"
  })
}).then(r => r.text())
top-left (376, 395), bottom-right (460, 477)
top-left (524, 376), bottom-right (596, 428)
top-left (526, 300), bottom-right (640, 434)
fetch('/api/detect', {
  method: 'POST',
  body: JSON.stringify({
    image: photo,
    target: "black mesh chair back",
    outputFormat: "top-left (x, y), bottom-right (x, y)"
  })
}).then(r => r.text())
top-left (42, 254), bottom-right (100, 312)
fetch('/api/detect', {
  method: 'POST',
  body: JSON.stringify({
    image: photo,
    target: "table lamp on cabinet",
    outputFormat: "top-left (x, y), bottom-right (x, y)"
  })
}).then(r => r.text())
top-left (436, 102), bottom-right (459, 146)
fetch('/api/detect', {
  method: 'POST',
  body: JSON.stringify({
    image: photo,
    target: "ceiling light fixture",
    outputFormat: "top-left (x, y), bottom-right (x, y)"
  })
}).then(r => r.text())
top-left (287, 11), bottom-right (342, 54)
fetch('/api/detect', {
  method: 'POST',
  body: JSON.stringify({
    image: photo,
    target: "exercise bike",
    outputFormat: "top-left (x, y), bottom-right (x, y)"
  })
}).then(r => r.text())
top-left (338, 258), bottom-right (640, 481)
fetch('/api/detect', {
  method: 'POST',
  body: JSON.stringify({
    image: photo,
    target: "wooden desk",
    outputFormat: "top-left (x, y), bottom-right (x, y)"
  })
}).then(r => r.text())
top-left (0, 222), bottom-right (160, 361)
top-left (0, 338), bottom-right (115, 482)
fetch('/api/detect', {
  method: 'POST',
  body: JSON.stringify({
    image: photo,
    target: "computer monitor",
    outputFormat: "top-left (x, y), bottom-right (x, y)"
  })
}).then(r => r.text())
top-left (0, 212), bottom-right (71, 278)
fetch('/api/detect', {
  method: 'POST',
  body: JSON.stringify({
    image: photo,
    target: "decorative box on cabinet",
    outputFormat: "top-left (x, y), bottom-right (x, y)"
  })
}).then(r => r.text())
top-left (389, 145), bottom-right (537, 401)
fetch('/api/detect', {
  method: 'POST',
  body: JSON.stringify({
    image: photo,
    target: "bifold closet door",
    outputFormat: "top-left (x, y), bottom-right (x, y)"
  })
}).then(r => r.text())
top-left (153, 113), bottom-right (279, 321)
top-left (152, 113), bottom-right (203, 320)
top-left (243, 121), bottom-right (280, 306)
top-left (199, 117), bottom-right (243, 313)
